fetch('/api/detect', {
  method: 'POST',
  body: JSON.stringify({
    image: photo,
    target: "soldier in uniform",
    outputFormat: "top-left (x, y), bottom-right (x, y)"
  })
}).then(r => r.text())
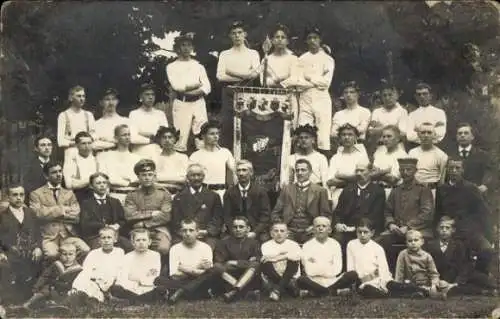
top-left (123, 159), bottom-right (173, 256)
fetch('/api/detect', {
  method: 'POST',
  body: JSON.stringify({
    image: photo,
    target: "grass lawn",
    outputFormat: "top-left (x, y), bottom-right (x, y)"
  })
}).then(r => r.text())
top-left (6, 295), bottom-right (499, 318)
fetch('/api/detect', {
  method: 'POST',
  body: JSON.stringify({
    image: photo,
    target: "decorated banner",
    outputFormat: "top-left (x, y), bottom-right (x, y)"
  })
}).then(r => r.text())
top-left (230, 86), bottom-right (296, 192)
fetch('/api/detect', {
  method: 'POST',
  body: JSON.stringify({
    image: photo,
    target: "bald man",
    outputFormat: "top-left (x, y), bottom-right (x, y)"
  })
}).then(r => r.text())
top-left (171, 164), bottom-right (224, 249)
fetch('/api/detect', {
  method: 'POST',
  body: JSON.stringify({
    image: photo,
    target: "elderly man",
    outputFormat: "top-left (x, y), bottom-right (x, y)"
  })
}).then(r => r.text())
top-left (223, 160), bottom-right (271, 242)
top-left (0, 185), bottom-right (42, 303)
top-left (167, 33), bottom-right (211, 153)
top-left (171, 163), bottom-right (224, 249)
top-left (271, 159), bottom-right (331, 245)
top-left (123, 159), bottom-right (173, 255)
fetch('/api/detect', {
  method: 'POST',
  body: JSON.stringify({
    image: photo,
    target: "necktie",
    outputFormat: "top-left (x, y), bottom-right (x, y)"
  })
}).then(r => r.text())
top-left (51, 188), bottom-right (59, 202)
top-left (97, 198), bottom-right (105, 205)
top-left (241, 190), bottom-right (248, 213)
top-left (461, 150), bottom-right (468, 158)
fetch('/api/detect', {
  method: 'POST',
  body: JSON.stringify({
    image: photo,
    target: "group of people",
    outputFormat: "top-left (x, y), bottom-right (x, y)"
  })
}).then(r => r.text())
top-left (0, 20), bottom-right (496, 313)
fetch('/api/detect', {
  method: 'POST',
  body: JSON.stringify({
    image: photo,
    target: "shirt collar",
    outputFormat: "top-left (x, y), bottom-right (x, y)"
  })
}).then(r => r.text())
top-left (190, 186), bottom-right (203, 194)
top-left (93, 193), bottom-right (107, 201)
top-left (238, 183), bottom-right (251, 192)
top-left (296, 181), bottom-right (311, 188)
top-left (9, 206), bottom-right (24, 214)
top-left (47, 183), bottom-right (61, 190)
top-left (459, 145), bottom-right (472, 152)
top-left (38, 156), bottom-right (50, 164)
top-left (357, 182), bottom-right (370, 190)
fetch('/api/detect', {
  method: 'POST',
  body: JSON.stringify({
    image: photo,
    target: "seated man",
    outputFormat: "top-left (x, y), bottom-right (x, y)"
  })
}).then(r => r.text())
top-left (214, 216), bottom-right (261, 303)
top-left (424, 216), bottom-right (497, 296)
top-left (271, 159), bottom-right (331, 245)
top-left (98, 124), bottom-right (142, 203)
top-left (261, 222), bottom-right (301, 301)
top-left (72, 227), bottom-right (125, 302)
top-left (109, 228), bottom-right (162, 303)
top-left (334, 160), bottom-right (385, 269)
top-left (23, 243), bottom-right (83, 311)
top-left (408, 123), bottom-right (448, 196)
top-left (23, 135), bottom-right (54, 197)
top-left (80, 172), bottom-right (132, 251)
top-left (435, 157), bottom-right (494, 275)
top-left (172, 163), bottom-right (223, 249)
top-left (63, 131), bottom-right (99, 204)
top-left (0, 185), bottom-right (43, 303)
top-left (29, 161), bottom-right (90, 260)
top-left (124, 159), bottom-right (172, 255)
top-left (223, 160), bottom-right (270, 242)
top-left (298, 216), bottom-right (359, 297)
top-left (155, 219), bottom-right (216, 305)
top-left (377, 158), bottom-right (434, 272)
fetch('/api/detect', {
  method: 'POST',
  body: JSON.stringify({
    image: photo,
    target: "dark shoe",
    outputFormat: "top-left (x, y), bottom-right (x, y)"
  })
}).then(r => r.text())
top-left (167, 289), bottom-right (183, 305)
top-left (245, 290), bottom-right (261, 301)
top-left (223, 289), bottom-right (238, 303)
top-left (108, 294), bottom-right (130, 307)
top-left (43, 301), bottom-right (71, 316)
top-left (287, 279), bottom-right (300, 298)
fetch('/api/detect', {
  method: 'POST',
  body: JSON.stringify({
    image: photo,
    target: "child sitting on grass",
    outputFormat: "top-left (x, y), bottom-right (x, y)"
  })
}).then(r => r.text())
top-left (346, 218), bottom-right (392, 298)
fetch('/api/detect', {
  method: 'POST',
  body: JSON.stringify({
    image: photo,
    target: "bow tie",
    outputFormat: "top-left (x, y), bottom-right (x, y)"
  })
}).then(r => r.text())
top-left (296, 183), bottom-right (310, 190)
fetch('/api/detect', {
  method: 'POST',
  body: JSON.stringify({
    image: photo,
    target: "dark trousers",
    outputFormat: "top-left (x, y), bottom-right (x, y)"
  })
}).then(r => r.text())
top-left (447, 270), bottom-right (496, 295)
top-left (333, 232), bottom-right (357, 272)
top-left (154, 268), bottom-right (218, 300)
top-left (297, 271), bottom-right (359, 296)
top-left (455, 228), bottom-right (493, 274)
top-left (0, 256), bottom-right (41, 303)
top-left (376, 232), bottom-right (407, 273)
top-left (109, 285), bottom-right (163, 303)
top-left (358, 285), bottom-right (388, 298)
top-left (387, 281), bottom-right (428, 297)
top-left (261, 261), bottom-right (299, 294)
top-left (220, 86), bottom-right (235, 149)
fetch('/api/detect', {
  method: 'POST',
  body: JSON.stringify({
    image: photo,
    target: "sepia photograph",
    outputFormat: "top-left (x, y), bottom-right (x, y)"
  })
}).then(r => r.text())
top-left (1, 0), bottom-right (500, 317)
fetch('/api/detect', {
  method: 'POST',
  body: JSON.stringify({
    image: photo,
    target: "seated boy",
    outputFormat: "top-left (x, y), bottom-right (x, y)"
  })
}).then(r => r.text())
top-left (260, 222), bottom-right (301, 301)
top-left (72, 227), bottom-right (125, 302)
top-left (388, 230), bottom-right (448, 299)
top-left (214, 216), bottom-right (261, 303)
top-left (298, 216), bottom-right (359, 297)
top-left (23, 243), bottom-right (83, 310)
top-left (424, 216), bottom-right (497, 296)
top-left (109, 228), bottom-right (162, 303)
top-left (154, 219), bottom-right (216, 305)
top-left (347, 218), bottom-right (392, 298)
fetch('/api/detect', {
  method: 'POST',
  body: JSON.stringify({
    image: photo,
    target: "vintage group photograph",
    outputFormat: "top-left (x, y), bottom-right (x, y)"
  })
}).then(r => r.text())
top-left (1, 1), bottom-right (500, 317)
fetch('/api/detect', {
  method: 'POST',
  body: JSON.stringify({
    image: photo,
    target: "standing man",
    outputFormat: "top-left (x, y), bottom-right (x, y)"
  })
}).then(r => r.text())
top-left (94, 88), bottom-right (149, 155)
top-left (23, 135), bottom-right (54, 196)
top-left (129, 83), bottom-right (169, 157)
top-left (377, 158), bottom-right (434, 271)
top-left (171, 163), bottom-right (224, 249)
top-left (167, 33), bottom-right (211, 153)
top-left (288, 124), bottom-right (329, 188)
top-left (447, 123), bottom-right (492, 194)
top-left (223, 160), bottom-right (271, 242)
top-left (189, 121), bottom-right (236, 201)
top-left (63, 131), bottom-right (99, 204)
top-left (406, 83), bottom-right (447, 146)
top-left (297, 27), bottom-right (335, 156)
top-left (0, 185), bottom-right (42, 303)
top-left (216, 21), bottom-right (261, 149)
top-left (29, 161), bottom-right (90, 260)
top-left (98, 124), bottom-right (142, 203)
top-left (271, 159), bottom-right (331, 245)
top-left (57, 85), bottom-right (96, 159)
top-left (123, 159), bottom-right (173, 255)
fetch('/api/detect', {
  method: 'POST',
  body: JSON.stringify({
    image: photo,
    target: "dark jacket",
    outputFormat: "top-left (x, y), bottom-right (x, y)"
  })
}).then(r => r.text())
top-left (23, 156), bottom-right (51, 196)
top-left (424, 238), bottom-right (471, 284)
top-left (446, 145), bottom-right (493, 188)
top-left (214, 236), bottom-right (261, 269)
top-left (80, 195), bottom-right (127, 240)
top-left (0, 206), bottom-right (42, 257)
top-left (334, 182), bottom-right (386, 234)
top-left (223, 183), bottom-right (270, 235)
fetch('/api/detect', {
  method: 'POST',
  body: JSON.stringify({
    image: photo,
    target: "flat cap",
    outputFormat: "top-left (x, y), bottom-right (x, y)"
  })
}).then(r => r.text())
top-left (397, 157), bottom-right (418, 166)
top-left (134, 159), bottom-right (156, 175)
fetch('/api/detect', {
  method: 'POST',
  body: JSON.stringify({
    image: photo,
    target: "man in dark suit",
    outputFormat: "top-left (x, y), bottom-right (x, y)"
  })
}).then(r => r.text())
top-left (271, 159), bottom-right (331, 245)
top-left (80, 172), bottom-right (132, 251)
top-left (23, 135), bottom-right (54, 197)
top-left (334, 160), bottom-right (385, 270)
top-left (0, 185), bottom-right (43, 303)
top-left (172, 163), bottom-right (224, 249)
top-left (448, 123), bottom-right (492, 194)
top-left (223, 160), bottom-right (270, 242)
top-left (435, 157), bottom-right (493, 275)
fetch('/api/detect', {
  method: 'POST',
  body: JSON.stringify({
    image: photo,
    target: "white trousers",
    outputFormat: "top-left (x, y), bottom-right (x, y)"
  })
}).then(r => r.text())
top-left (298, 89), bottom-right (332, 151)
top-left (172, 98), bottom-right (208, 152)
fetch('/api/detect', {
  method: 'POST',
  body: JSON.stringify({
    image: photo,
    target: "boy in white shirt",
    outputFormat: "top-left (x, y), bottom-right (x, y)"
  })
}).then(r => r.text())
top-left (298, 216), bottom-right (359, 296)
top-left (72, 227), bottom-right (125, 302)
top-left (261, 222), bottom-right (301, 301)
top-left (347, 218), bottom-right (392, 298)
top-left (154, 219), bottom-right (216, 304)
top-left (109, 228), bottom-right (162, 303)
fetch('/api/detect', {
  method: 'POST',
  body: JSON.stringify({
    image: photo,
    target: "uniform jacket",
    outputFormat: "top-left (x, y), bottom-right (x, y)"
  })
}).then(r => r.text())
top-left (0, 205), bottom-right (42, 256)
top-left (334, 182), bottom-right (386, 234)
top-left (29, 185), bottom-right (80, 240)
top-left (271, 183), bottom-right (331, 225)
top-left (223, 183), bottom-right (270, 235)
top-left (171, 186), bottom-right (223, 237)
top-left (80, 195), bottom-right (127, 240)
top-left (424, 238), bottom-right (471, 284)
